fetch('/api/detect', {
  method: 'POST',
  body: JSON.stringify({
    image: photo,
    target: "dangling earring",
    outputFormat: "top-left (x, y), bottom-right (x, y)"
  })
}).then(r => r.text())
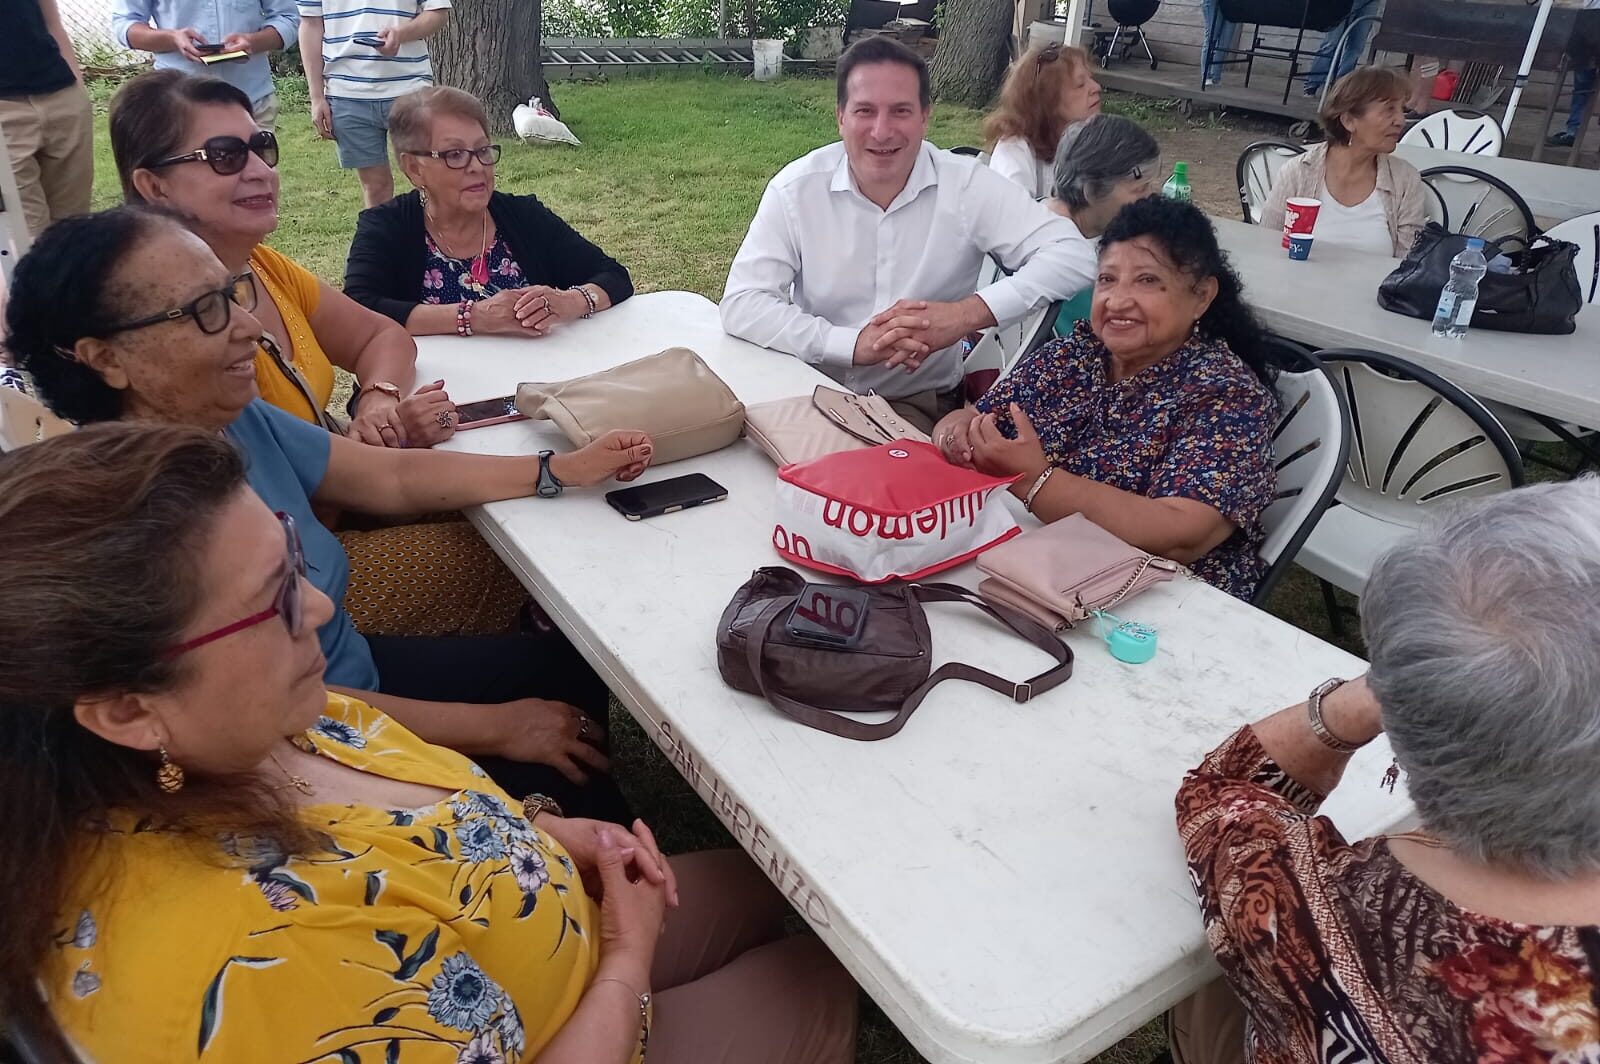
top-left (156, 744), bottom-right (185, 793)
top-left (418, 187), bottom-right (428, 209)
top-left (1191, 319), bottom-right (1201, 335)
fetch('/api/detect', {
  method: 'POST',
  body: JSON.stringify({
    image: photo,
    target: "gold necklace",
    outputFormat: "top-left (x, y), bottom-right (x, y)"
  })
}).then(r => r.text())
top-left (269, 749), bottom-right (315, 796)
top-left (426, 208), bottom-right (489, 263)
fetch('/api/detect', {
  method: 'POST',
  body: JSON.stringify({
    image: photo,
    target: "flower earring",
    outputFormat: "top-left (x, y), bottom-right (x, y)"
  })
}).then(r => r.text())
top-left (156, 744), bottom-right (185, 793)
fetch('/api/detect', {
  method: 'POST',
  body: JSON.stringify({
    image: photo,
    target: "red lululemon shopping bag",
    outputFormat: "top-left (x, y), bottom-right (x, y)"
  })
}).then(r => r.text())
top-left (772, 440), bottom-right (1021, 583)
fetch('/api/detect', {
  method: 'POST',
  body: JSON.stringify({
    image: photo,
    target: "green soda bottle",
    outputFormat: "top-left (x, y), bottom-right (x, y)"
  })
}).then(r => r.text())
top-left (1162, 162), bottom-right (1192, 203)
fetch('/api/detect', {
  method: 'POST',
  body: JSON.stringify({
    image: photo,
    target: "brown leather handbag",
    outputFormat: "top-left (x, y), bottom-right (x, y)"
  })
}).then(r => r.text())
top-left (716, 567), bottom-right (1073, 740)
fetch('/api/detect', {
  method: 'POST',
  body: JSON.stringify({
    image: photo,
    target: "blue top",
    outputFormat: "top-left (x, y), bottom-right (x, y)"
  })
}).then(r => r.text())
top-left (112, 0), bottom-right (299, 106)
top-left (225, 400), bottom-right (381, 689)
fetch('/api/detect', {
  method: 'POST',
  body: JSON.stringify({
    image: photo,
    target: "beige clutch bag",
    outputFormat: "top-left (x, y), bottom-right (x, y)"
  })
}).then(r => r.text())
top-left (515, 347), bottom-right (745, 465)
top-left (744, 386), bottom-right (930, 466)
top-left (976, 514), bottom-right (1181, 631)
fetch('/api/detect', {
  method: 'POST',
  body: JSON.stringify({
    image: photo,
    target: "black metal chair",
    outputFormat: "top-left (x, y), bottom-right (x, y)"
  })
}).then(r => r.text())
top-left (1235, 139), bottom-right (1306, 224)
top-left (1418, 165), bottom-right (1538, 244)
top-left (1206, 0), bottom-right (1364, 103)
top-left (1100, 0), bottom-right (1161, 70)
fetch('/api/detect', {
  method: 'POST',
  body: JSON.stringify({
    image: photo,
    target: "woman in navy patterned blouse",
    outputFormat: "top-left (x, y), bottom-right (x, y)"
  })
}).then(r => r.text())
top-left (934, 197), bottom-right (1278, 599)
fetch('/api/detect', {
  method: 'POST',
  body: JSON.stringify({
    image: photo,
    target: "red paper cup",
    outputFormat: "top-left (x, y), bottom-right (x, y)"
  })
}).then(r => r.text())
top-left (1282, 197), bottom-right (1322, 248)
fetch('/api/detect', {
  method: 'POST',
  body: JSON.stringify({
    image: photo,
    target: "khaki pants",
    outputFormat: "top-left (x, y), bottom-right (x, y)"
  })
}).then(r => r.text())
top-left (888, 384), bottom-right (965, 435)
top-left (253, 92), bottom-right (279, 133)
top-left (1168, 978), bottom-right (1249, 1064)
top-left (0, 82), bottom-right (93, 240)
top-left (651, 850), bottom-right (860, 1063)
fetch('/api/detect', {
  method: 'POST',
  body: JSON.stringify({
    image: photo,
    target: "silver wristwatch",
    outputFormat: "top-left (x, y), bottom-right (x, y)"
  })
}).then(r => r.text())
top-left (1306, 677), bottom-right (1361, 753)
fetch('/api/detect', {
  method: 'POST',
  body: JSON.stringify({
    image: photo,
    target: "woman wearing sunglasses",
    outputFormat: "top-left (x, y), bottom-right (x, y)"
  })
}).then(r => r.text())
top-left (108, 69), bottom-right (447, 450)
top-left (0, 423), bottom-right (859, 1064)
top-left (343, 86), bottom-right (633, 338)
top-left (983, 43), bottom-right (1103, 200)
top-left (5, 205), bottom-right (655, 825)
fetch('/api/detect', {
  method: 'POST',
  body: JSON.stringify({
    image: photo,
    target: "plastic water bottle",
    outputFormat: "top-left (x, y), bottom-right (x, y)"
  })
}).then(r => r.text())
top-left (1162, 162), bottom-right (1192, 203)
top-left (1430, 238), bottom-right (1488, 339)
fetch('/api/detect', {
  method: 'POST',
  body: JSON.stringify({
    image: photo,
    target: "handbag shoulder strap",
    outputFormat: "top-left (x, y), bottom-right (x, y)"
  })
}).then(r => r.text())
top-left (741, 584), bottom-right (1073, 741)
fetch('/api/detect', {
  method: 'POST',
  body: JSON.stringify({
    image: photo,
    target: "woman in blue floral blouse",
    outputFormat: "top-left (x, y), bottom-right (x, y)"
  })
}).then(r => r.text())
top-left (0, 424), bottom-right (858, 1063)
top-left (934, 196), bottom-right (1278, 599)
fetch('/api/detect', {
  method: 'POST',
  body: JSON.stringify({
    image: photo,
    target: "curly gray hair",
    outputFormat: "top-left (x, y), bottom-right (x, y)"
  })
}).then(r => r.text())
top-left (1362, 477), bottom-right (1600, 879)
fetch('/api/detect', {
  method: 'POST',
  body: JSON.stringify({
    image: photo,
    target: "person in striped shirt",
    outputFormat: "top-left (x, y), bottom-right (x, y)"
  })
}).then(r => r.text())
top-left (298, 0), bottom-right (451, 208)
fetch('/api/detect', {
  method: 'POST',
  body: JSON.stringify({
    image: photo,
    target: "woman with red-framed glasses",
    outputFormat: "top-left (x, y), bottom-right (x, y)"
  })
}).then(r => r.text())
top-left (0, 423), bottom-right (859, 1064)
top-left (5, 205), bottom-right (653, 828)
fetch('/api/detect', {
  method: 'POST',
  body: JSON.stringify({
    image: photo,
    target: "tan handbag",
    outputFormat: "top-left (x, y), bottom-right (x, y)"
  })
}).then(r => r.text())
top-left (515, 347), bottom-right (745, 465)
top-left (976, 513), bottom-right (1182, 631)
top-left (744, 385), bottom-right (930, 466)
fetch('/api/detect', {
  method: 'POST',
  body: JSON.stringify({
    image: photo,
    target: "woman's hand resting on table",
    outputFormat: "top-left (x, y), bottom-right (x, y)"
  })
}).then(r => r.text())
top-left (537, 815), bottom-right (680, 908)
top-left (970, 403), bottom-right (1050, 481)
top-left (548, 432), bottom-right (654, 486)
top-left (349, 381), bottom-right (458, 448)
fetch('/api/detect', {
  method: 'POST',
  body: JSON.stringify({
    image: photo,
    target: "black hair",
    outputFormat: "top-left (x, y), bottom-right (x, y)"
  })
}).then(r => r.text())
top-left (1098, 196), bottom-right (1274, 384)
top-left (836, 36), bottom-right (930, 111)
top-left (110, 69), bottom-right (255, 203)
top-left (4, 206), bottom-right (183, 424)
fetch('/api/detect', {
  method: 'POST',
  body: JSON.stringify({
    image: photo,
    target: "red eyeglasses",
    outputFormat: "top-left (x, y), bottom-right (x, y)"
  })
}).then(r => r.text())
top-left (161, 512), bottom-right (306, 660)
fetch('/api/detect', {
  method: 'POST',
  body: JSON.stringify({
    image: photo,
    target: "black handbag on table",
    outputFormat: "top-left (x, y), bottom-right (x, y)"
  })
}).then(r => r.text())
top-left (1377, 223), bottom-right (1584, 336)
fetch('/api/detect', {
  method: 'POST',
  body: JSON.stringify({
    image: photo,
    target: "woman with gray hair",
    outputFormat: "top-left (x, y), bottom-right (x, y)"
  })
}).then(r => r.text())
top-left (1171, 478), bottom-right (1600, 1063)
top-left (1045, 114), bottom-right (1159, 332)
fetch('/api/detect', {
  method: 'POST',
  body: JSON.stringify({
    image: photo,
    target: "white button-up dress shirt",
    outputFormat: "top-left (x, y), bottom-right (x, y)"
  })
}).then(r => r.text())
top-left (720, 141), bottom-right (1095, 399)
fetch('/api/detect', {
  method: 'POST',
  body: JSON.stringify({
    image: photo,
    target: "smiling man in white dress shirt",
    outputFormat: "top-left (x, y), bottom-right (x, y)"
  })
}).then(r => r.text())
top-left (720, 36), bottom-right (1096, 430)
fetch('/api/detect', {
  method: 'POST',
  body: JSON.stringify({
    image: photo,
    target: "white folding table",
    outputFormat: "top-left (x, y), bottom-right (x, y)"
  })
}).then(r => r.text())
top-left (1213, 216), bottom-right (1600, 427)
top-left (1393, 144), bottom-right (1600, 227)
top-left (417, 291), bottom-right (1409, 1064)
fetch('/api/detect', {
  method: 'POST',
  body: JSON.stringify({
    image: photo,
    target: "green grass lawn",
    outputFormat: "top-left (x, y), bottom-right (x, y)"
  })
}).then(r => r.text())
top-left (81, 69), bottom-right (1362, 1064)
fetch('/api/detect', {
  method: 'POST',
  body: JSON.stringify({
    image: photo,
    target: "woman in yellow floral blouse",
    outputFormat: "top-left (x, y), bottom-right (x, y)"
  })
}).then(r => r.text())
top-left (0, 424), bottom-right (858, 1062)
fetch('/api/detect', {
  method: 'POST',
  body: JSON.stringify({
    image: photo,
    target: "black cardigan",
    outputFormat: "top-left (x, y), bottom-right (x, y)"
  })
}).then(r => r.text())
top-left (343, 189), bottom-right (634, 325)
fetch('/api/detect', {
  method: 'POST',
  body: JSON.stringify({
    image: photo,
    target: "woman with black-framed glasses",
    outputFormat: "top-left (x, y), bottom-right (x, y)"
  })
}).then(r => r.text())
top-left (5, 205), bottom-right (659, 828)
top-left (108, 69), bottom-right (448, 451)
top-left (343, 86), bottom-right (633, 338)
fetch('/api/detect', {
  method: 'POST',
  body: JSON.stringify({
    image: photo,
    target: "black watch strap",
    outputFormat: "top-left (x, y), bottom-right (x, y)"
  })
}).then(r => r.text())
top-left (536, 450), bottom-right (564, 498)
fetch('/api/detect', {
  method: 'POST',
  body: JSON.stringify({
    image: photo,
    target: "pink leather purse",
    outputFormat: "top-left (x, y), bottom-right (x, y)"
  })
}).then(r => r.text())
top-left (976, 514), bottom-right (1182, 631)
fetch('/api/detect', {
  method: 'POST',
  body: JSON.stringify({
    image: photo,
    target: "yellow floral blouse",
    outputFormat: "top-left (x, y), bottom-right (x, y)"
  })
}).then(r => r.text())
top-left (42, 694), bottom-right (636, 1063)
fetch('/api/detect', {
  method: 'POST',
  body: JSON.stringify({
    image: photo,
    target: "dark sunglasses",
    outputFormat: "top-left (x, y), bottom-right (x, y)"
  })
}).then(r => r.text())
top-left (104, 274), bottom-right (257, 337)
top-left (162, 512), bottom-right (306, 660)
top-left (406, 144), bottom-right (502, 169)
top-left (151, 130), bottom-right (279, 176)
top-left (1035, 43), bottom-right (1063, 66)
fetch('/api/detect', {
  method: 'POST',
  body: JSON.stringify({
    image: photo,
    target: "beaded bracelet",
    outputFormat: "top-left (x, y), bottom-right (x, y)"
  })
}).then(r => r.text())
top-left (455, 300), bottom-right (474, 337)
top-left (572, 285), bottom-right (598, 319)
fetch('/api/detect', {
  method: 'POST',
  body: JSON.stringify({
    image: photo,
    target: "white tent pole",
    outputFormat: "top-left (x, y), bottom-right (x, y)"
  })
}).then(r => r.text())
top-left (1502, 0), bottom-right (1554, 134)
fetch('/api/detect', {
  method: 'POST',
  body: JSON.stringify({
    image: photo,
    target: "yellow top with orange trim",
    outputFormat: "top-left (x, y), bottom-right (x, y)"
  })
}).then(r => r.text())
top-left (249, 244), bottom-right (337, 425)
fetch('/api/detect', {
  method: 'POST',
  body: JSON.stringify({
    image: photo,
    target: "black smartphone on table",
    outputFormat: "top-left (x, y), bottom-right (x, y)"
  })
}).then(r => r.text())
top-left (605, 473), bottom-right (727, 521)
top-left (786, 584), bottom-right (870, 648)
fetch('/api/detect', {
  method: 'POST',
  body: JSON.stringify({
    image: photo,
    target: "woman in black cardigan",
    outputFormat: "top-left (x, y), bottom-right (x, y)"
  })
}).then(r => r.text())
top-left (344, 87), bottom-right (633, 338)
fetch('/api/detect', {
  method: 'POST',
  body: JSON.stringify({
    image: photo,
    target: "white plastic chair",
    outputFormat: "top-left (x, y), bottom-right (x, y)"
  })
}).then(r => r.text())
top-left (1474, 213), bottom-right (1600, 474)
top-left (0, 386), bottom-right (74, 453)
top-left (1253, 338), bottom-right (1349, 605)
top-left (1235, 140), bottom-right (1305, 225)
top-left (1400, 108), bottom-right (1505, 156)
top-left (1296, 349), bottom-right (1523, 603)
top-left (1419, 165), bottom-right (1537, 244)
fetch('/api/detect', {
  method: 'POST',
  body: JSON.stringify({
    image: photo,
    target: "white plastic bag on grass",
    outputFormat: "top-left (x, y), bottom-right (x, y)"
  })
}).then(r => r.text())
top-left (514, 97), bottom-right (581, 146)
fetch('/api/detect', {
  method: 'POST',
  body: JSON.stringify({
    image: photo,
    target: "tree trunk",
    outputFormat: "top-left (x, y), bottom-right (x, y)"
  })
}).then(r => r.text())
top-left (929, 0), bottom-right (1014, 108)
top-left (432, 0), bottom-right (556, 130)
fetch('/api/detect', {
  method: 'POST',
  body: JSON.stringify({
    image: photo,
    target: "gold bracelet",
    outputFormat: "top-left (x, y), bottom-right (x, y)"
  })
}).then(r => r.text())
top-left (592, 978), bottom-right (651, 1052)
top-left (1022, 467), bottom-right (1056, 513)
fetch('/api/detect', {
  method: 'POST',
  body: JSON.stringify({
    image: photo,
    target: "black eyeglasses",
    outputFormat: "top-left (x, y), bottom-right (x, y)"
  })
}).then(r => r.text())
top-left (406, 144), bottom-right (502, 169)
top-left (151, 131), bottom-right (279, 176)
top-left (104, 274), bottom-right (258, 337)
